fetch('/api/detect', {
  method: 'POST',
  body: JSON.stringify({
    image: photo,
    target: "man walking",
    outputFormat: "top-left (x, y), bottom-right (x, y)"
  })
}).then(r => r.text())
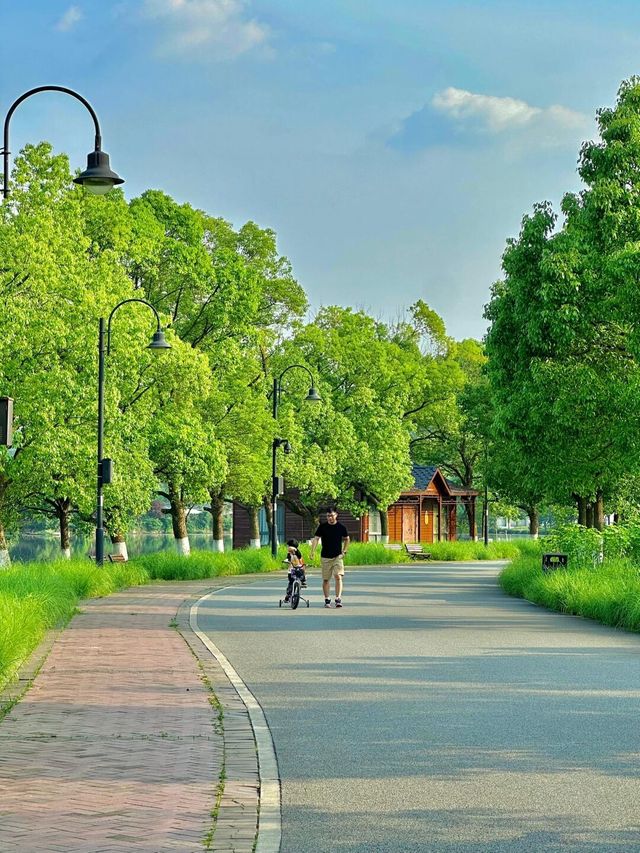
top-left (310, 508), bottom-right (350, 608)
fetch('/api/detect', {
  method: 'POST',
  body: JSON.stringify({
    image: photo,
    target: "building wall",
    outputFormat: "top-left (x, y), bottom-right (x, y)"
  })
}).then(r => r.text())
top-left (232, 490), bottom-right (364, 549)
top-left (232, 502), bottom-right (252, 549)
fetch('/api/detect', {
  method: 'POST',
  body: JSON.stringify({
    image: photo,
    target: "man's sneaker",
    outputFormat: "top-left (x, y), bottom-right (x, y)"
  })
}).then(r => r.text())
top-left (284, 595), bottom-right (290, 603)
top-left (324, 598), bottom-right (332, 608)
top-left (301, 580), bottom-right (307, 588)
top-left (335, 598), bottom-right (343, 608)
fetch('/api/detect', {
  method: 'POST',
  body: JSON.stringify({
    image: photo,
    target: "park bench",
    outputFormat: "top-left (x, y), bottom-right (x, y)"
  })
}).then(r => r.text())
top-left (405, 543), bottom-right (432, 560)
top-left (88, 553), bottom-right (127, 563)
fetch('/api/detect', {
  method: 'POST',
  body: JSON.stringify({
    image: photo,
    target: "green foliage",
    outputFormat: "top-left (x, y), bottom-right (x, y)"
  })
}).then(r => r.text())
top-left (485, 79), bottom-right (640, 518)
top-left (546, 524), bottom-right (603, 568)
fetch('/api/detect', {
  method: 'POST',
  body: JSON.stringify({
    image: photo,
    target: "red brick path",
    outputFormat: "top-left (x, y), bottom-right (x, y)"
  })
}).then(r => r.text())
top-left (0, 579), bottom-right (264, 853)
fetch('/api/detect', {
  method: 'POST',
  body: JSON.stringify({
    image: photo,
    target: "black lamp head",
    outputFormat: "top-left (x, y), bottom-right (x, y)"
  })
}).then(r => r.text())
top-left (74, 148), bottom-right (124, 195)
top-left (148, 329), bottom-right (171, 351)
top-left (306, 386), bottom-right (321, 403)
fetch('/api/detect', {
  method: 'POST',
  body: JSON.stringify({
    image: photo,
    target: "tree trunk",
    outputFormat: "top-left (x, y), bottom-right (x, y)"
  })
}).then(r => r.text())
top-left (527, 506), bottom-right (539, 539)
top-left (168, 481), bottom-right (190, 556)
top-left (0, 521), bottom-right (9, 568)
top-left (110, 531), bottom-right (129, 561)
top-left (594, 489), bottom-right (605, 532)
top-left (574, 494), bottom-right (587, 526)
top-left (248, 505), bottom-right (260, 548)
top-left (585, 502), bottom-right (594, 528)
top-left (263, 495), bottom-right (274, 549)
top-left (208, 488), bottom-right (225, 553)
top-left (464, 497), bottom-right (477, 541)
top-left (379, 509), bottom-right (389, 544)
top-left (56, 498), bottom-right (72, 559)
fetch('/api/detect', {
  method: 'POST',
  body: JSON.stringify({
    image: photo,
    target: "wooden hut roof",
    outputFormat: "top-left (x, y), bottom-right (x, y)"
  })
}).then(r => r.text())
top-left (408, 464), bottom-right (480, 498)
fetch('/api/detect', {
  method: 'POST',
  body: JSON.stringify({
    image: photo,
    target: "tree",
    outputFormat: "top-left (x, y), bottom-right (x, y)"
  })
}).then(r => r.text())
top-left (0, 144), bottom-right (161, 560)
top-left (279, 307), bottom-right (418, 533)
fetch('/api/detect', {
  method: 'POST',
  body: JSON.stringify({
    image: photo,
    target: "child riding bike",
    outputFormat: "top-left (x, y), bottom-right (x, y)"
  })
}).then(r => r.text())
top-left (283, 539), bottom-right (307, 603)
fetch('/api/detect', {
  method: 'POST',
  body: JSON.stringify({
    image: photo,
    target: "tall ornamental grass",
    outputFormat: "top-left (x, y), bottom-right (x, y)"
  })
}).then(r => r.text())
top-left (131, 546), bottom-right (281, 580)
top-left (425, 540), bottom-right (524, 561)
top-left (499, 550), bottom-right (640, 632)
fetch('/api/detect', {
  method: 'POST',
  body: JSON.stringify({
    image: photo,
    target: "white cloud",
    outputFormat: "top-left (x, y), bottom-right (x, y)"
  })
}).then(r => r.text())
top-left (55, 5), bottom-right (83, 32)
top-left (142, 0), bottom-right (270, 58)
top-left (432, 87), bottom-right (586, 135)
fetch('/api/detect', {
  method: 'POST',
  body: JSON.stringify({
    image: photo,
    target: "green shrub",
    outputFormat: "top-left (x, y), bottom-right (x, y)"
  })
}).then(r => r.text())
top-left (546, 523), bottom-right (602, 569)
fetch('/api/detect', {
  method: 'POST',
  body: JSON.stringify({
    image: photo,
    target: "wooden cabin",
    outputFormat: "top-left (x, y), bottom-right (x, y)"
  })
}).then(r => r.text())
top-left (385, 464), bottom-right (478, 544)
top-left (232, 465), bottom-right (478, 548)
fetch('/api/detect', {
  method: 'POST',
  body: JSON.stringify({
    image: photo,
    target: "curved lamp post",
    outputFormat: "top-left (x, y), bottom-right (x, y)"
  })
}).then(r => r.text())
top-left (271, 365), bottom-right (320, 557)
top-left (2, 85), bottom-right (124, 198)
top-left (96, 299), bottom-right (170, 566)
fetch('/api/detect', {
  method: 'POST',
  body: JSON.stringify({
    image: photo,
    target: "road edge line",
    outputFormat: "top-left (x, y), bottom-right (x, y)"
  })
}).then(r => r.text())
top-left (191, 590), bottom-right (281, 853)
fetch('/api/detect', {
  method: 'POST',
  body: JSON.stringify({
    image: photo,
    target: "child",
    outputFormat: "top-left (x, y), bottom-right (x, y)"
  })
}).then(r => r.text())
top-left (284, 538), bottom-right (307, 602)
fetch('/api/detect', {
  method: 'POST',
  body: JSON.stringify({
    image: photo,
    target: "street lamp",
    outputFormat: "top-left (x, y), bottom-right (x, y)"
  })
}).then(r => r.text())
top-left (2, 85), bottom-right (124, 198)
top-left (271, 365), bottom-right (320, 557)
top-left (95, 299), bottom-right (170, 566)
top-left (483, 441), bottom-right (490, 546)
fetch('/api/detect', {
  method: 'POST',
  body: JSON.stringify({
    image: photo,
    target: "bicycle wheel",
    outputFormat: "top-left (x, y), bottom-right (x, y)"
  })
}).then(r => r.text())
top-left (291, 580), bottom-right (300, 610)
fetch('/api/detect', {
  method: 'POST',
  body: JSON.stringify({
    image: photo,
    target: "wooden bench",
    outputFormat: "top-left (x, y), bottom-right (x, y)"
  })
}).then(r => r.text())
top-left (108, 554), bottom-right (127, 563)
top-left (405, 543), bottom-right (432, 560)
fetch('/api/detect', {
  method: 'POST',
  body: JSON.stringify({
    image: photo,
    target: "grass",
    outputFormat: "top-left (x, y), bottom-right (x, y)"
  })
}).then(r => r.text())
top-left (0, 558), bottom-right (147, 690)
top-left (423, 540), bottom-right (526, 561)
top-left (499, 549), bottom-right (640, 632)
top-left (131, 547), bottom-right (280, 580)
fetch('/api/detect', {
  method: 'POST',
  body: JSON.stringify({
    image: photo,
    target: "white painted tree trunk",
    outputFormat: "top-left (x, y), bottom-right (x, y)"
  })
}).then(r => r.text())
top-left (61, 546), bottom-right (71, 560)
top-left (381, 534), bottom-right (389, 544)
top-left (112, 540), bottom-right (129, 560)
top-left (212, 539), bottom-right (224, 553)
top-left (176, 537), bottom-right (191, 557)
top-left (0, 549), bottom-right (10, 569)
top-left (532, 532), bottom-right (539, 540)
top-left (249, 538), bottom-right (261, 549)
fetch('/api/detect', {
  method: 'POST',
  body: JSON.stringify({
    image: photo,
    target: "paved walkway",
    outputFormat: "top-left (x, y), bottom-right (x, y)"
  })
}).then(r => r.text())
top-left (0, 576), bottom-right (272, 853)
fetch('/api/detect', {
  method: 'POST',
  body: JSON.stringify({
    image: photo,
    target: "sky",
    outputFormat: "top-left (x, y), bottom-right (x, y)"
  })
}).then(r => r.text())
top-left (2, 1), bottom-right (640, 340)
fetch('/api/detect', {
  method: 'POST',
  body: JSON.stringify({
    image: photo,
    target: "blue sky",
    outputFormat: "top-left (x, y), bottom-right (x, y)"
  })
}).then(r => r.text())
top-left (2, 1), bottom-right (640, 339)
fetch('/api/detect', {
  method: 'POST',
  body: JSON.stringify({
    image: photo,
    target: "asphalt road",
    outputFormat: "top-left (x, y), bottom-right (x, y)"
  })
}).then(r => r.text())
top-left (197, 564), bottom-right (640, 852)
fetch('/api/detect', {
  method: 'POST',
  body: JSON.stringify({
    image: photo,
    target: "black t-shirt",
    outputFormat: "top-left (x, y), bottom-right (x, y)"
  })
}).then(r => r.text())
top-left (314, 521), bottom-right (349, 558)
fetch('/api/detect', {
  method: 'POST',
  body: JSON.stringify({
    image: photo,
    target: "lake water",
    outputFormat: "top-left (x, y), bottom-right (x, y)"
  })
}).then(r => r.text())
top-left (9, 532), bottom-right (234, 563)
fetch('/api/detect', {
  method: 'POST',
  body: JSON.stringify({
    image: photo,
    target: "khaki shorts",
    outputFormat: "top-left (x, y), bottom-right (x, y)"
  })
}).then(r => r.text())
top-left (321, 555), bottom-right (345, 580)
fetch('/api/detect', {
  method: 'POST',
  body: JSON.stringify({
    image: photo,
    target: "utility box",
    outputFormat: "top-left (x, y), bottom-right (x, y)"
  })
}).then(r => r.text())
top-left (101, 458), bottom-right (114, 485)
top-left (0, 397), bottom-right (13, 447)
top-left (273, 475), bottom-right (284, 497)
top-left (542, 552), bottom-right (568, 573)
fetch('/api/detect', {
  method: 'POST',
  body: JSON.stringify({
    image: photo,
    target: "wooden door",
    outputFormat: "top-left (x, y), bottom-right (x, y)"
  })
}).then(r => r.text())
top-left (402, 505), bottom-right (418, 542)
top-left (422, 505), bottom-right (434, 544)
